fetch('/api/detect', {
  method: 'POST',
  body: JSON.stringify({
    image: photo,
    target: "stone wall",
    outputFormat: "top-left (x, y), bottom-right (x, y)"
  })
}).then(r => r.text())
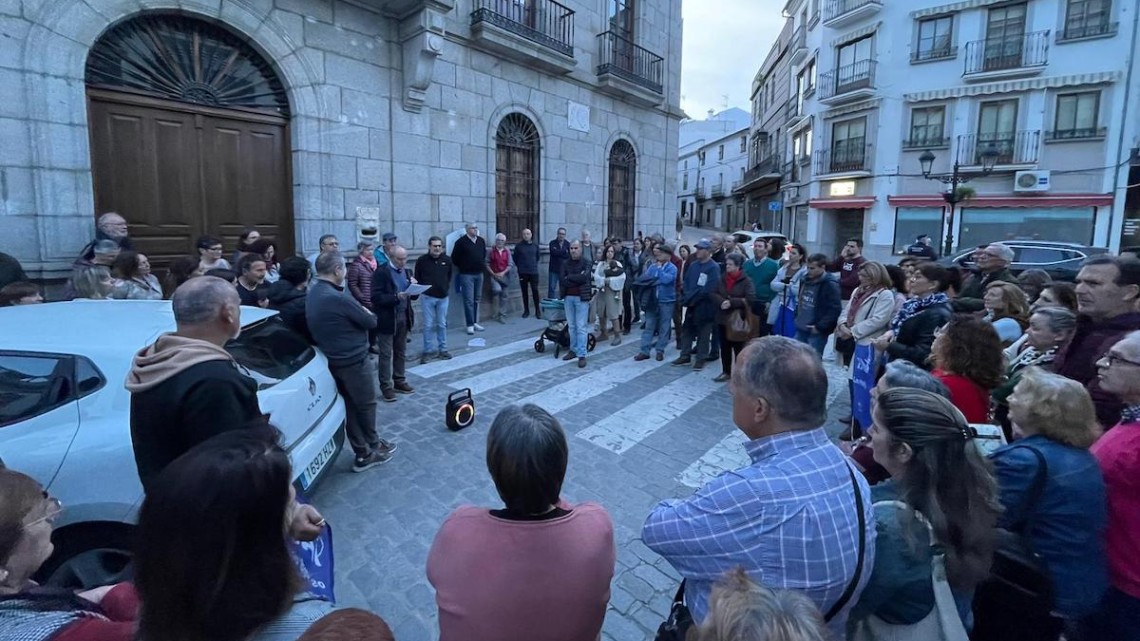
top-left (0, 0), bottom-right (683, 278)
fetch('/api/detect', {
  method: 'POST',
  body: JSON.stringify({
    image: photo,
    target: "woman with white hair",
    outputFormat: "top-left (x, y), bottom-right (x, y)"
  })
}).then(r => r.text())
top-left (692, 568), bottom-right (831, 641)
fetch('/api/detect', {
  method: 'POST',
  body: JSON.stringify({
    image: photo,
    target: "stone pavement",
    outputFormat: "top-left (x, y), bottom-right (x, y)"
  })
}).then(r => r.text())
top-left (307, 314), bottom-right (850, 641)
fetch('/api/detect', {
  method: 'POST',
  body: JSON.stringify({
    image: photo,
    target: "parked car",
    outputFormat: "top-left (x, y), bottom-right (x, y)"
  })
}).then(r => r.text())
top-left (0, 300), bottom-right (346, 589)
top-left (728, 230), bottom-right (789, 260)
top-left (938, 240), bottom-right (1108, 281)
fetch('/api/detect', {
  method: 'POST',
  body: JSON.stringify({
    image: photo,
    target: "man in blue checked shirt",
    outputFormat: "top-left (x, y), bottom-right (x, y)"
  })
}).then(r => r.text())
top-left (642, 336), bottom-right (874, 637)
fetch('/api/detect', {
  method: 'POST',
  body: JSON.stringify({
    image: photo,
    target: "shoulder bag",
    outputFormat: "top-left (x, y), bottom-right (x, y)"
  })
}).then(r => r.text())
top-left (971, 446), bottom-right (1057, 641)
top-left (850, 501), bottom-right (969, 641)
top-left (655, 463), bottom-right (867, 641)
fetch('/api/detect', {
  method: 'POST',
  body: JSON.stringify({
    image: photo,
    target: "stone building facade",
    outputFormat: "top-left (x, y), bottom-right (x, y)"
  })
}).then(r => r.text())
top-left (0, 0), bottom-right (683, 279)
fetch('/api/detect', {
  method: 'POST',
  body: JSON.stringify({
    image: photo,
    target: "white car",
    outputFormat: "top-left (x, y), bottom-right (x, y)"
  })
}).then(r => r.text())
top-left (728, 230), bottom-right (789, 260)
top-left (0, 300), bottom-right (346, 588)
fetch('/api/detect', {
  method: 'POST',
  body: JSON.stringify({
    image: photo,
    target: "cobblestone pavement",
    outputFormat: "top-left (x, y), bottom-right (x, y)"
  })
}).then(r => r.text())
top-left (307, 316), bottom-right (850, 641)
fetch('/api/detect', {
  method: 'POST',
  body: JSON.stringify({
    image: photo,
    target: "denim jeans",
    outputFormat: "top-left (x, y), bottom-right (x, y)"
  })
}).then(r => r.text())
top-left (547, 269), bottom-right (560, 299)
top-left (564, 295), bottom-right (590, 357)
top-left (640, 301), bottom-right (674, 355)
top-left (420, 295), bottom-right (448, 353)
top-left (457, 272), bottom-right (482, 326)
top-left (795, 329), bottom-right (828, 355)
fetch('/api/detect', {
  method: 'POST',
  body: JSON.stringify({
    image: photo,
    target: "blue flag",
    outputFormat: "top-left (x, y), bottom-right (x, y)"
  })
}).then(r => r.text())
top-left (852, 343), bottom-right (877, 434)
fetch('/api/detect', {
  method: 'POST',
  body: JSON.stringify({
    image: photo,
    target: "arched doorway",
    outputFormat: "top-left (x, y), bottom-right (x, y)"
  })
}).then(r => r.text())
top-left (607, 139), bottom-right (636, 240)
top-left (85, 13), bottom-right (293, 266)
top-left (494, 113), bottom-right (541, 242)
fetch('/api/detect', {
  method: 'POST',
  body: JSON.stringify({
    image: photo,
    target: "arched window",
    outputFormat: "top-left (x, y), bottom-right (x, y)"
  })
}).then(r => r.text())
top-left (86, 13), bottom-right (290, 116)
top-left (607, 140), bottom-right (637, 240)
top-left (495, 114), bottom-right (541, 242)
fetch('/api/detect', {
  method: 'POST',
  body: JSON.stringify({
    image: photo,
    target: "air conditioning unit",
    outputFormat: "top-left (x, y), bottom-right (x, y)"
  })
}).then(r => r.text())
top-left (1014, 170), bottom-right (1051, 192)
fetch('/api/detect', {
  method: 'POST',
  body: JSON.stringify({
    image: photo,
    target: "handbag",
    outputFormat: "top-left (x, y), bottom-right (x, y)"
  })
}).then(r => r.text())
top-left (968, 423), bottom-right (1007, 457)
top-left (971, 447), bottom-right (1056, 641)
top-left (654, 580), bottom-right (694, 641)
top-left (726, 306), bottom-right (758, 342)
top-left (851, 502), bottom-right (969, 641)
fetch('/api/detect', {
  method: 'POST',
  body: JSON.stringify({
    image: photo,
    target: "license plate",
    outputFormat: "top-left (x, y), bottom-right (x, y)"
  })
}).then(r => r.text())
top-left (300, 436), bottom-right (338, 490)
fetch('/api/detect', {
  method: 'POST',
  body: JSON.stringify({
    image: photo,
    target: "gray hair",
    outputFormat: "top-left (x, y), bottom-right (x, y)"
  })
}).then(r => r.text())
top-left (881, 360), bottom-right (951, 398)
top-left (172, 276), bottom-right (239, 325)
top-left (695, 568), bottom-right (830, 641)
top-left (93, 239), bottom-right (120, 257)
top-left (465, 221), bottom-right (478, 230)
top-left (486, 404), bottom-right (568, 514)
top-left (356, 240), bottom-right (374, 252)
top-left (738, 337), bottom-right (827, 428)
top-left (726, 252), bottom-right (746, 269)
top-left (1031, 306), bottom-right (1077, 336)
top-left (495, 233), bottom-right (507, 242)
top-left (315, 251), bottom-right (345, 276)
top-left (987, 243), bottom-right (1015, 263)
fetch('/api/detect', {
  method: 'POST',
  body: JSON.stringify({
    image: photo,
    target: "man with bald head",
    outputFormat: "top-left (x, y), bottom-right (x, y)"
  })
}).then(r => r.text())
top-left (373, 244), bottom-right (417, 402)
top-left (126, 276), bottom-right (261, 493)
top-left (77, 212), bottom-right (133, 264)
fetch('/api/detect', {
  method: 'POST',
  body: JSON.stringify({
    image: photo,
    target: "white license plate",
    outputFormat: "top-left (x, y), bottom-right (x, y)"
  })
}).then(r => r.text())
top-left (300, 436), bottom-right (338, 490)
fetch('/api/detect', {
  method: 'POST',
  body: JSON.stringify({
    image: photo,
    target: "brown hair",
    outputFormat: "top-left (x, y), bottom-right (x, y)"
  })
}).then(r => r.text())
top-left (693, 568), bottom-right (830, 641)
top-left (298, 609), bottom-right (396, 641)
top-left (985, 281), bottom-right (1030, 329)
top-left (1011, 367), bottom-right (1099, 448)
top-left (0, 469), bottom-right (45, 567)
top-left (857, 261), bottom-right (892, 290)
top-left (931, 314), bottom-right (1005, 390)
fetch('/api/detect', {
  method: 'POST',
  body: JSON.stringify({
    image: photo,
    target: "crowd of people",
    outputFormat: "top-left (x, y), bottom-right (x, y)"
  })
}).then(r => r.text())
top-left (2, 214), bottom-right (1140, 641)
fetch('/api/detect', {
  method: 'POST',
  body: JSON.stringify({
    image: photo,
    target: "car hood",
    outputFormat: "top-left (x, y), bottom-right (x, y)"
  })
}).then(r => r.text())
top-left (124, 334), bottom-right (234, 393)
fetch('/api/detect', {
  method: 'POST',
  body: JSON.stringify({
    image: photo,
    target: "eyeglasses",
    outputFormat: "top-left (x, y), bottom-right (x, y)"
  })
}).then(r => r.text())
top-left (208, 246), bottom-right (223, 252)
top-left (26, 493), bottom-right (63, 528)
top-left (1100, 352), bottom-right (1140, 368)
top-left (429, 244), bottom-right (443, 248)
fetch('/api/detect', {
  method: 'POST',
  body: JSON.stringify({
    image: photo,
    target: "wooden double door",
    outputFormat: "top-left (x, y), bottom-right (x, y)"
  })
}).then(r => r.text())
top-left (87, 89), bottom-right (293, 267)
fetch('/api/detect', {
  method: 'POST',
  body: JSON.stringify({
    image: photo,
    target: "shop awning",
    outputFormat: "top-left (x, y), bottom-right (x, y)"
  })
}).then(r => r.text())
top-left (809, 197), bottom-right (876, 209)
top-left (887, 194), bottom-right (1114, 208)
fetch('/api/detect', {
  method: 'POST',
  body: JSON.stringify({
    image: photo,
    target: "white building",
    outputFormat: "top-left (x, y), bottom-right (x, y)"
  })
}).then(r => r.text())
top-left (759, 0), bottom-right (1140, 260)
top-left (676, 108), bottom-right (751, 230)
top-left (0, 0), bottom-right (683, 279)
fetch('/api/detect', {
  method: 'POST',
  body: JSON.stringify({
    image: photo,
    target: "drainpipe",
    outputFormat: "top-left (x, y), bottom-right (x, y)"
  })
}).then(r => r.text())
top-left (1108, 3), bottom-right (1140, 251)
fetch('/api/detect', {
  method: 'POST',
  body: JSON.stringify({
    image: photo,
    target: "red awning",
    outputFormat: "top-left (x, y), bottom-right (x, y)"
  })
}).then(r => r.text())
top-left (887, 194), bottom-right (1114, 208)
top-left (808, 197), bottom-right (877, 209)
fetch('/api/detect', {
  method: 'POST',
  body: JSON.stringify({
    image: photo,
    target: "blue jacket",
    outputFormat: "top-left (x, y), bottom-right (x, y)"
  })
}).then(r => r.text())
top-left (990, 436), bottom-right (1108, 618)
top-left (548, 238), bottom-right (570, 273)
top-left (681, 259), bottom-right (721, 322)
top-left (637, 261), bottom-right (677, 304)
top-left (794, 272), bottom-right (842, 335)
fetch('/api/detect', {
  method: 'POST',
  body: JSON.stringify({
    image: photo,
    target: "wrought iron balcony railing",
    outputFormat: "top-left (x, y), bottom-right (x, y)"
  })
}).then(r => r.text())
top-left (596, 30), bottom-right (664, 94)
top-left (1045, 126), bottom-right (1107, 141)
top-left (816, 140), bottom-right (871, 174)
top-left (963, 31), bottom-right (1049, 75)
top-left (902, 135), bottom-right (950, 150)
top-left (817, 60), bottom-right (876, 100)
top-left (1058, 20), bottom-right (1118, 42)
top-left (710, 184), bottom-right (725, 198)
top-left (471, 0), bottom-right (575, 57)
top-left (823, 0), bottom-right (882, 23)
top-left (957, 130), bottom-right (1041, 165)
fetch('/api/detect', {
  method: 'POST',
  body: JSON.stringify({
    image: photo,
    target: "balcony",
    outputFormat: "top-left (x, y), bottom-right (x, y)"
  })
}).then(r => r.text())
top-left (470, 0), bottom-right (576, 74)
top-left (710, 184), bottom-right (725, 199)
top-left (1045, 126), bottom-right (1107, 142)
top-left (815, 140), bottom-right (871, 176)
top-left (963, 31), bottom-right (1049, 81)
top-left (902, 135), bottom-right (951, 150)
top-left (790, 25), bottom-right (808, 64)
top-left (822, 0), bottom-right (882, 28)
top-left (595, 30), bottom-right (664, 105)
top-left (958, 130), bottom-right (1041, 167)
top-left (817, 60), bottom-right (876, 105)
top-left (739, 156), bottom-right (782, 190)
top-left (1057, 20), bottom-right (1118, 42)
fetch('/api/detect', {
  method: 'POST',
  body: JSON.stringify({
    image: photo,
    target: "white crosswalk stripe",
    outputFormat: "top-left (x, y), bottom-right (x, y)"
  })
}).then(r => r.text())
top-left (406, 338), bottom-right (536, 378)
top-left (513, 353), bottom-right (673, 415)
top-left (576, 369), bottom-right (724, 454)
top-left (677, 432), bottom-right (749, 488)
top-left (449, 339), bottom-right (624, 394)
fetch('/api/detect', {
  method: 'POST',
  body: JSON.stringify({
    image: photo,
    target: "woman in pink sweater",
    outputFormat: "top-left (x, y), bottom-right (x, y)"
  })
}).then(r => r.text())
top-left (427, 404), bottom-right (616, 641)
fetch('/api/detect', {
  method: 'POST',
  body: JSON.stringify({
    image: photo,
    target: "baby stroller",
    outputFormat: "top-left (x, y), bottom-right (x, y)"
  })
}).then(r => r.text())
top-left (535, 298), bottom-right (597, 358)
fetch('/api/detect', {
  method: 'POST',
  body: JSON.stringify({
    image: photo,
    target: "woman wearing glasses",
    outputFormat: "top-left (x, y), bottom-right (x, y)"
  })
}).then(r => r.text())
top-left (871, 262), bottom-right (953, 369)
top-left (0, 469), bottom-right (138, 640)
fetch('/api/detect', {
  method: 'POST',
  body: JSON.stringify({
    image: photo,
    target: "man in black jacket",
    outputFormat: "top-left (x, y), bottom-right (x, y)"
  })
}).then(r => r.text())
top-left (372, 245), bottom-right (417, 402)
top-left (451, 221), bottom-right (487, 334)
top-left (514, 228), bottom-right (542, 319)
top-left (266, 256), bottom-right (313, 342)
top-left (76, 212), bottom-right (133, 264)
top-left (560, 241), bottom-right (593, 368)
top-left (414, 236), bottom-right (453, 363)
top-left (308, 251), bottom-right (394, 471)
top-left (953, 242), bottom-right (1018, 312)
top-left (548, 227), bottom-right (570, 299)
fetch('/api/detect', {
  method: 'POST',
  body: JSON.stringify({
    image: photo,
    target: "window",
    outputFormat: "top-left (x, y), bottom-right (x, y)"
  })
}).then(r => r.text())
top-left (718, 172), bottom-right (724, 187)
top-left (0, 353), bottom-right (76, 426)
top-left (837, 35), bottom-right (873, 69)
top-left (607, 0), bottom-right (634, 38)
top-left (959, 207), bottom-right (1094, 248)
top-left (1053, 91), bottom-right (1101, 139)
top-left (907, 106), bottom-right (946, 147)
top-left (699, 151), bottom-right (705, 165)
top-left (893, 208), bottom-right (944, 254)
top-left (682, 172), bottom-right (688, 190)
top-left (607, 140), bottom-right (637, 240)
top-left (829, 118), bottom-right (867, 172)
top-left (683, 159), bottom-right (688, 170)
top-left (1062, 0), bottom-right (1113, 40)
top-left (494, 113), bottom-right (541, 242)
top-left (807, 59), bottom-right (817, 90)
top-left (836, 36), bottom-right (874, 88)
top-left (718, 144), bottom-right (724, 160)
top-left (977, 99), bottom-right (1018, 163)
top-left (915, 16), bottom-right (954, 61)
top-left (225, 316), bottom-right (315, 388)
top-left (699, 176), bottom-right (705, 191)
top-left (983, 3), bottom-right (1027, 69)
top-left (740, 136), bottom-right (747, 153)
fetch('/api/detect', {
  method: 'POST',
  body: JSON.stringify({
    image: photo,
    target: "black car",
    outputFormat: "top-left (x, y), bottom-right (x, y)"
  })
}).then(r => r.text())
top-left (938, 241), bottom-right (1108, 281)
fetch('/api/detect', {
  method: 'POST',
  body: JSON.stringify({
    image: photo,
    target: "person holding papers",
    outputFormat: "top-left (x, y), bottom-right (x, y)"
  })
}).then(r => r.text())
top-left (372, 245), bottom-right (420, 402)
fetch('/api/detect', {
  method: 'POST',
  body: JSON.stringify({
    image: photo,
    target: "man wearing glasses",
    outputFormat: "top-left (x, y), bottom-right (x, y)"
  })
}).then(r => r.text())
top-left (952, 242), bottom-right (1018, 312)
top-left (415, 236), bottom-right (453, 363)
top-left (76, 212), bottom-right (133, 265)
top-left (1088, 330), bottom-right (1140, 641)
top-left (1055, 255), bottom-right (1140, 429)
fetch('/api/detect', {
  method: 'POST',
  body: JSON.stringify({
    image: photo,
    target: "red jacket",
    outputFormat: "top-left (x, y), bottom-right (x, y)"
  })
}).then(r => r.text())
top-left (54, 583), bottom-right (139, 641)
top-left (1054, 312), bottom-right (1140, 428)
top-left (346, 255), bottom-right (377, 309)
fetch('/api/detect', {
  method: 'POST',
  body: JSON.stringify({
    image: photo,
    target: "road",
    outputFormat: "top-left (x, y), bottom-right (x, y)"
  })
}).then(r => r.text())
top-left (308, 315), bottom-right (849, 641)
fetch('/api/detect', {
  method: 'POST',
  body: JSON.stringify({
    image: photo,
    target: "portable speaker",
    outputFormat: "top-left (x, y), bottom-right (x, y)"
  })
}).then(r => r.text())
top-left (446, 388), bottom-right (475, 431)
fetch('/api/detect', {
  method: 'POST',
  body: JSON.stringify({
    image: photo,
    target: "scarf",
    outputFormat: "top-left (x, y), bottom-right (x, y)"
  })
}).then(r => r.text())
top-left (725, 270), bottom-right (743, 292)
top-left (1122, 404), bottom-right (1140, 425)
top-left (846, 286), bottom-right (882, 325)
top-left (890, 292), bottom-right (950, 333)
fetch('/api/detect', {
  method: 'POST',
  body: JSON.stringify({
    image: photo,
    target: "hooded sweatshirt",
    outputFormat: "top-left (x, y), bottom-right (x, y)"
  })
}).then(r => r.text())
top-left (126, 334), bottom-right (262, 492)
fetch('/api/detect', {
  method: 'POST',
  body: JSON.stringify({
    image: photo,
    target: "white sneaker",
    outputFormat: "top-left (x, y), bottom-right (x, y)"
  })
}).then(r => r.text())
top-left (466, 326), bottom-right (475, 335)
top-left (474, 323), bottom-right (485, 331)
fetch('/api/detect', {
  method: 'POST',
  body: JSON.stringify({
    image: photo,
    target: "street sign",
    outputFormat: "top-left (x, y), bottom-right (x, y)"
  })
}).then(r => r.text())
top-left (768, 200), bottom-right (782, 212)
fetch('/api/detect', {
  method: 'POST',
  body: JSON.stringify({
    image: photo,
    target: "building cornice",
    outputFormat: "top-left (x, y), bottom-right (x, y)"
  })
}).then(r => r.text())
top-left (903, 71), bottom-right (1121, 102)
top-left (821, 98), bottom-right (881, 120)
top-left (910, 0), bottom-right (1008, 19)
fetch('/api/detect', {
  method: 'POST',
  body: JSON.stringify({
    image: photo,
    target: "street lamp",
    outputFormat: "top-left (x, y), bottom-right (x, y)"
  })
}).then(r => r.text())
top-left (918, 145), bottom-right (999, 256)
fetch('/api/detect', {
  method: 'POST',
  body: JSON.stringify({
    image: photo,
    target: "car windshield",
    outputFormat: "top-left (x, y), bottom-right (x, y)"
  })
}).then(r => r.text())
top-left (225, 316), bottom-right (315, 389)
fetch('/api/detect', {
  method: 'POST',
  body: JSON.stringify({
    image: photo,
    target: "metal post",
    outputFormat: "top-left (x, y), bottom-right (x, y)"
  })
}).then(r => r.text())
top-left (943, 162), bottom-right (961, 257)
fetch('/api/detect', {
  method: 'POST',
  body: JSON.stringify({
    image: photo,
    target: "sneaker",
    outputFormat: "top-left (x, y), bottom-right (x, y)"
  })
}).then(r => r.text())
top-left (466, 326), bottom-right (475, 335)
top-left (713, 373), bottom-right (731, 383)
top-left (634, 353), bottom-right (650, 361)
top-left (671, 356), bottom-right (692, 366)
top-left (381, 388), bottom-right (397, 402)
top-left (394, 382), bottom-right (415, 394)
top-left (496, 314), bottom-right (507, 325)
top-left (474, 323), bottom-right (486, 332)
top-left (656, 352), bottom-right (664, 361)
top-left (420, 352), bottom-right (436, 365)
top-left (693, 360), bottom-right (705, 371)
top-left (578, 357), bottom-right (586, 368)
top-left (562, 351), bottom-right (577, 361)
top-left (352, 450), bottom-right (390, 473)
top-left (438, 350), bottom-right (453, 360)
top-left (610, 334), bottom-right (622, 346)
top-left (376, 439), bottom-right (398, 455)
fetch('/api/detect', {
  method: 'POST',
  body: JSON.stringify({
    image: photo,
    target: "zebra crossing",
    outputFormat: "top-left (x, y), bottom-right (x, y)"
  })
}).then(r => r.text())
top-left (406, 331), bottom-right (849, 488)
